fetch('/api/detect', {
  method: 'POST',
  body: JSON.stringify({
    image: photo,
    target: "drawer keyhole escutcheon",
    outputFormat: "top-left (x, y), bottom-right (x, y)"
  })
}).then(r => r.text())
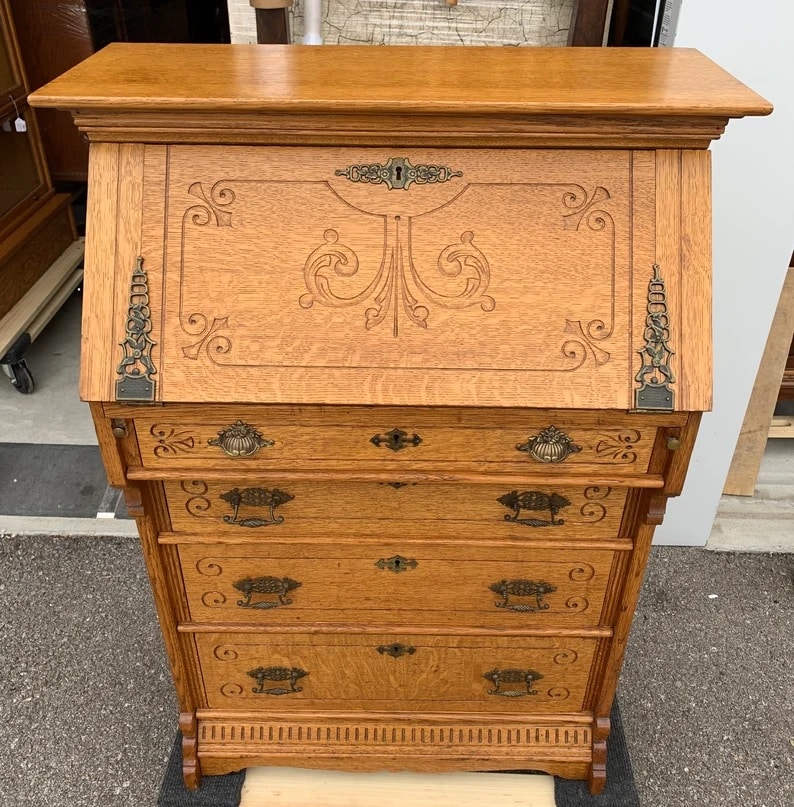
top-left (490, 579), bottom-right (557, 611)
top-left (247, 666), bottom-right (308, 696)
top-left (375, 555), bottom-right (418, 573)
top-left (377, 643), bottom-right (416, 658)
top-left (233, 576), bottom-right (302, 609)
top-left (370, 428), bottom-right (422, 452)
top-left (516, 426), bottom-right (582, 463)
top-left (209, 420), bottom-right (274, 458)
top-left (483, 668), bottom-right (543, 697)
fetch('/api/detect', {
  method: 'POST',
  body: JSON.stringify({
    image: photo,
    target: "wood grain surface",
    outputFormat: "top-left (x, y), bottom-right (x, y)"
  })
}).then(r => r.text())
top-left (130, 404), bottom-right (673, 475)
top-left (195, 631), bottom-right (596, 713)
top-left (30, 44), bottom-right (772, 117)
top-left (178, 542), bottom-right (619, 628)
top-left (164, 479), bottom-right (628, 540)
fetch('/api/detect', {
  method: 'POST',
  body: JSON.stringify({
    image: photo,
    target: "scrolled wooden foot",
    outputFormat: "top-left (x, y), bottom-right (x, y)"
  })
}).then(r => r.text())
top-left (179, 711), bottom-right (202, 790)
top-left (587, 715), bottom-right (610, 794)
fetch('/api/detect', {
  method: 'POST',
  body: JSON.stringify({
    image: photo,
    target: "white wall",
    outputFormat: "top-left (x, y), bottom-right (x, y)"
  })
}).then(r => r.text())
top-left (655, 0), bottom-right (794, 544)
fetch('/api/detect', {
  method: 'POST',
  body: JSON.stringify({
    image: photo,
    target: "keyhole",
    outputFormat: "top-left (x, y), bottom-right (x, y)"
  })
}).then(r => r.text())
top-left (395, 166), bottom-right (402, 181)
top-left (394, 558), bottom-right (402, 571)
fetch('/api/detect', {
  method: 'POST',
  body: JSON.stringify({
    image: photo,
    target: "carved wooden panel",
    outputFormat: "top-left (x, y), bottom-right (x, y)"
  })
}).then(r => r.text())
top-left (164, 480), bottom-right (627, 540)
top-left (196, 632), bottom-right (596, 713)
top-left (178, 542), bottom-right (617, 628)
top-left (133, 146), bottom-right (654, 408)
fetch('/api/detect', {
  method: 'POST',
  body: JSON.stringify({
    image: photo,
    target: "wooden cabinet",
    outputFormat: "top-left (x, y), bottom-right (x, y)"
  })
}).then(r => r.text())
top-left (30, 44), bottom-right (770, 793)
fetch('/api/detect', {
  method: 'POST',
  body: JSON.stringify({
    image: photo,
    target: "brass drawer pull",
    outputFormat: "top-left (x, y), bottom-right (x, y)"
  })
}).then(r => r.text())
top-left (377, 643), bottom-right (416, 658)
top-left (498, 490), bottom-right (571, 527)
top-left (483, 668), bottom-right (543, 698)
top-left (209, 420), bottom-right (274, 458)
top-left (490, 579), bottom-right (557, 612)
top-left (516, 426), bottom-right (581, 463)
top-left (370, 428), bottom-right (422, 452)
top-left (375, 555), bottom-right (418, 573)
top-left (220, 486), bottom-right (294, 527)
top-left (233, 576), bottom-right (301, 609)
top-left (247, 666), bottom-right (308, 696)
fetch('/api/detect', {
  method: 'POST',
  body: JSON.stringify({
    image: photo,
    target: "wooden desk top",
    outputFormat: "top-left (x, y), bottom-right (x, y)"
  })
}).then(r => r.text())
top-left (31, 44), bottom-right (771, 119)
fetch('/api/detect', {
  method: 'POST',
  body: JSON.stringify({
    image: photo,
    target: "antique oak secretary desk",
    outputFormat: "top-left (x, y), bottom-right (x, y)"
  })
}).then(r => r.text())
top-left (31, 45), bottom-right (770, 792)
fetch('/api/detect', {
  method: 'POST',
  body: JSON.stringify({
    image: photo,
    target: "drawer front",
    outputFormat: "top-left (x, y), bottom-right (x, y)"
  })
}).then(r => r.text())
top-left (179, 543), bottom-right (617, 628)
top-left (166, 480), bottom-right (627, 540)
top-left (196, 632), bottom-right (596, 714)
top-left (132, 406), bottom-right (666, 475)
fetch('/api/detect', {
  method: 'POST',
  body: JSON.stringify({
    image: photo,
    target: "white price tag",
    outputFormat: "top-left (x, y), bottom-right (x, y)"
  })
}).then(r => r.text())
top-left (14, 116), bottom-right (27, 133)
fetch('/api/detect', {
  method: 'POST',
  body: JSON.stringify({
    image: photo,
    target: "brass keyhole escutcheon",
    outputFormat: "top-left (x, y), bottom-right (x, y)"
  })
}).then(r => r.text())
top-left (370, 428), bottom-right (422, 452)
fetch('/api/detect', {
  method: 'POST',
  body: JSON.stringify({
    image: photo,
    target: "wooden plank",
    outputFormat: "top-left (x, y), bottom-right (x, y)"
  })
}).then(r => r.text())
top-left (26, 267), bottom-right (83, 341)
top-left (769, 416), bottom-right (794, 438)
top-left (0, 238), bottom-right (84, 357)
top-left (29, 44), bottom-right (772, 119)
top-left (80, 142), bottom-right (119, 401)
top-left (678, 150), bottom-right (712, 411)
top-left (723, 266), bottom-right (794, 493)
top-left (240, 767), bottom-right (555, 807)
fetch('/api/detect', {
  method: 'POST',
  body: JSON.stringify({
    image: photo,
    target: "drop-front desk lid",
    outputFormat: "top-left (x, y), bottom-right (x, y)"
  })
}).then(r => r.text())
top-left (30, 45), bottom-right (771, 411)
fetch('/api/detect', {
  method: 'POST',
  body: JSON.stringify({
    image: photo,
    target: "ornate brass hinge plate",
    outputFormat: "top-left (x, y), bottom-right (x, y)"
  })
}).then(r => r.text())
top-left (116, 256), bottom-right (157, 402)
top-left (635, 264), bottom-right (675, 410)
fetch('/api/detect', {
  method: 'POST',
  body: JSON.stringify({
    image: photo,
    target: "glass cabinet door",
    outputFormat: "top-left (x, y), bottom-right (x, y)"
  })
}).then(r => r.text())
top-left (0, 5), bottom-right (23, 97)
top-left (0, 107), bottom-right (45, 221)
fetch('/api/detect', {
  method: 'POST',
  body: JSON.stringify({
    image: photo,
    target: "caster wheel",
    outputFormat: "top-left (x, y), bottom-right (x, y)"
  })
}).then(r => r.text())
top-left (5, 360), bottom-right (35, 394)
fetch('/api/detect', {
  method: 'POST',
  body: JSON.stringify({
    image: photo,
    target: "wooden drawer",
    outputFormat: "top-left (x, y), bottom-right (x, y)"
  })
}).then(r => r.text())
top-left (165, 480), bottom-right (628, 541)
top-left (128, 405), bottom-right (671, 475)
top-left (179, 542), bottom-right (618, 629)
top-left (195, 632), bottom-right (596, 714)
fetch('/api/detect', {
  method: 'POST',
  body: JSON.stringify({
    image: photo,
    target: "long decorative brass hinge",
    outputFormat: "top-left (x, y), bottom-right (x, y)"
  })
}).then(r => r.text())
top-left (635, 264), bottom-right (675, 410)
top-left (335, 157), bottom-right (462, 190)
top-left (116, 256), bottom-right (157, 402)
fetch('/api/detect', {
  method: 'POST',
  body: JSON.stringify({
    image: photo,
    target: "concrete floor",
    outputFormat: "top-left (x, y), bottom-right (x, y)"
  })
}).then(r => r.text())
top-left (0, 288), bottom-right (792, 806)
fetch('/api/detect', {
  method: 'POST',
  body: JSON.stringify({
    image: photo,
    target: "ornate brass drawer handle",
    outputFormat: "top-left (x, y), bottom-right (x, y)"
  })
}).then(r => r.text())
top-left (233, 576), bottom-right (301, 609)
top-left (375, 555), bottom-right (418, 573)
top-left (247, 666), bottom-right (308, 695)
top-left (490, 579), bottom-right (557, 612)
top-left (370, 428), bottom-right (422, 452)
top-left (220, 486), bottom-right (294, 528)
top-left (483, 668), bottom-right (543, 698)
top-left (377, 643), bottom-right (416, 658)
top-left (498, 490), bottom-right (571, 527)
top-left (209, 420), bottom-right (274, 458)
top-left (516, 426), bottom-right (581, 463)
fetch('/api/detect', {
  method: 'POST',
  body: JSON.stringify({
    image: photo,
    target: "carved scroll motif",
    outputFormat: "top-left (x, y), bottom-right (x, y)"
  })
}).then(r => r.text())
top-left (300, 222), bottom-right (494, 337)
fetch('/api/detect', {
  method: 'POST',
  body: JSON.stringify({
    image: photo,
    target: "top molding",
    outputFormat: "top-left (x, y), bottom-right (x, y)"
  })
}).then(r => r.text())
top-left (29, 44), bottom-right (772, 149)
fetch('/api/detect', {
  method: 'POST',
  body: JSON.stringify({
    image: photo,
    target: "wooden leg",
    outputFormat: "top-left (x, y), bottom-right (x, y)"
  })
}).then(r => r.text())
top-left (180, 711), bottom-right (202, 790)
top-left (587, 715), bottom-right (610, 794)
